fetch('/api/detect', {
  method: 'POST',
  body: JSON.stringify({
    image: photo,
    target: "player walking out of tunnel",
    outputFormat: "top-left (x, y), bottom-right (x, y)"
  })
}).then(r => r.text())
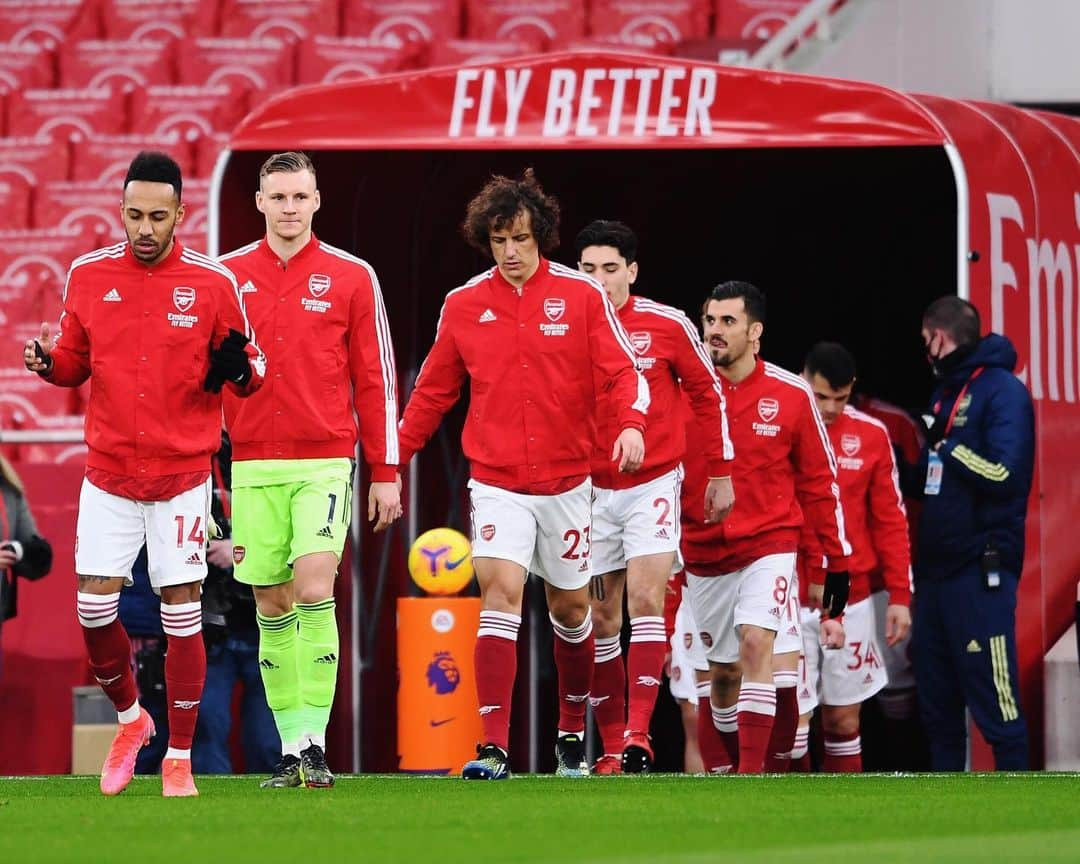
top-left (219, 152), bottom-right (401, 788)
top-left (24, 151), bottom-right (265, 797)
top-left (576, 220), bottom-right (734, 774)
top-left (796, 342), bottom-right (912, 773)
top-left (680, 281), bottom-right (851, 774)
top-left (398, 170), bottom-right (649, 780)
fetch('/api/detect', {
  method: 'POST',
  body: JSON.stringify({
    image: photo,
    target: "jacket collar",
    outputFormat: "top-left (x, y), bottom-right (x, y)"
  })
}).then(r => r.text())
top-left (259, 232), bottom-right (319, 267)
top-left (124, 237), bottom-right (184, 271)
top-left (490, 256), bottom-right (548, 294)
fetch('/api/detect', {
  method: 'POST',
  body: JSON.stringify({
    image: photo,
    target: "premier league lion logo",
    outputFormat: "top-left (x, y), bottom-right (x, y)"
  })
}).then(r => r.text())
top-left (426, 651), bottom-right (461, 695)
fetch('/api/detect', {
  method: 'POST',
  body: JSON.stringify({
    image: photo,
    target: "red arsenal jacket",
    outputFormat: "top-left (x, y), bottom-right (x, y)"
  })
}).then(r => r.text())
top-left (44, 239), bottom-right (263, 481)
top-left (680, 358), bottom-right (850, 576)
top-left (592, 295), bottom-right (733, 490)
top-left (398, 259), bottom-right (649, 494)
top-left (798, 406), bottom-right (912, 607)
top-left (219, 235), bottom-right (399, 482)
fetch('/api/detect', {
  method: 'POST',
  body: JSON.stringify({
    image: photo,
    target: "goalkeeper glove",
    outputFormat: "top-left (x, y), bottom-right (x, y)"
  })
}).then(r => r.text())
top-left (203, 328), bottom-right (252, 393)
top-left (822, 570), bottom-right (850, 619)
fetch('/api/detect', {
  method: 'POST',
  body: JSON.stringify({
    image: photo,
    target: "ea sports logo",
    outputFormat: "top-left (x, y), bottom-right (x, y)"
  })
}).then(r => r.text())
top-left (630, 331), bottom-right (652, 355)
top-left (544, 298), bottom-right (565, 321)
top-left (309, 273), bottom-right (331, 297)
top-left (757, 398), bottom-right (779, 423)
top-left (841, 433), bottom-right (861, 456)
top-left (173, 286), bottom-right (196, 312)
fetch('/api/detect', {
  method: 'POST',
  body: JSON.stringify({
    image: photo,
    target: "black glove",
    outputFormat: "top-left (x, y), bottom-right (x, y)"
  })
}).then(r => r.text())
top-left (203, 328), bottom-right (252, 393)
top-left (822, 570), bottom-right (850, 618)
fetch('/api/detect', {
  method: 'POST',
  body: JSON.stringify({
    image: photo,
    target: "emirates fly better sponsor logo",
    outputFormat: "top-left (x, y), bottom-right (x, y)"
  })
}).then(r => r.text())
top-left (540, 297), bottom-right (569, 336)
top-left (753, 397), bottom-right (781, 438)
top-left (168, 286), bottom-right (198, 328)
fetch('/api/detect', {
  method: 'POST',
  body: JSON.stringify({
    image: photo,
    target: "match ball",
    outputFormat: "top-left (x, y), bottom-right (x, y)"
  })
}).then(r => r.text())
top-left (408, 527), bottom-right (474, 595)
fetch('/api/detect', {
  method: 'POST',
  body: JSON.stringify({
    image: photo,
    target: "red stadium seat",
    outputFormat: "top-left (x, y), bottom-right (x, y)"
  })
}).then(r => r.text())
top-left (99, 0), bottom-right (217, 41)
top-left (129, 84), bottom-right (246, 139)
top-left (70, 133), bottom-right (191, 183)
top-left (6, 87), bottom-right (126, 140)
top-left (0, 138), bottom-right (70, 229)
top-left (174, 179), bottom-right (210, 253)
top-left (59, 39), bottom-right (176, 92)
top-left (296, 36), bottom-right (415, 84)
top-left (34, 181), bottom-right (126, 245)
top-left (191, 131), bottom-right (231, 178)
top-left (219, 0), bottom-right (341, 40)
top-left (0, 177), bottom-right (32, 230)
top-left (714, 0), bottom-right (808, 41)
top-left (0, 42), bottom-right (55, 92)
top-left (427, 38), bottom-right (542, 66)
top-left (465, 0), bottom-right (585, 45)
top-left (179, 37), bottom-right (296, 99)
top-left (590, 0), bottom-right (712, 44)
top-left (560, 35), bottom-right (674, 56)
top-left (344, 0), bottom-right (461, 45)
top-left (0, 0), bottom-right (100, 51)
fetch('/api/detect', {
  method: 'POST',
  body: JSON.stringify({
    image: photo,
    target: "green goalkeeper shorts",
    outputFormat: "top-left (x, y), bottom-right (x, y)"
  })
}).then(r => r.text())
top-left (231, 458), bottom-right (354, 587)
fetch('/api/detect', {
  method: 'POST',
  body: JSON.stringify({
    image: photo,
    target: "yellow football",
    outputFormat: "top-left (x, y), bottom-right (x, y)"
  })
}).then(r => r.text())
top-left (407, 527), bottom-right (475, 595)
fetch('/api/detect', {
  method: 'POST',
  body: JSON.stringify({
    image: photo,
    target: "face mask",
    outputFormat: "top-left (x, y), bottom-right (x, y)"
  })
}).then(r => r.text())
top-left (930, 341), bottom-right (974, 379)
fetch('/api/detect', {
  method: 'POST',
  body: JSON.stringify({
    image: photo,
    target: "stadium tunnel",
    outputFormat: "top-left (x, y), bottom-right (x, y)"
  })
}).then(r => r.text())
top-left (211, 53), bottom-right (1080, 772)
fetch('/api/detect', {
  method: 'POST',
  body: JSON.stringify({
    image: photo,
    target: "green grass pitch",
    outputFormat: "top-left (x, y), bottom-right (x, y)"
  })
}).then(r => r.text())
top-left (1, 774), bottom-right (1078, 862)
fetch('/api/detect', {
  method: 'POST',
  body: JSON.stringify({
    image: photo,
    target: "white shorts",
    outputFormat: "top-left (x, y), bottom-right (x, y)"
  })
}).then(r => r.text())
top-left (796, 637), bottom-right (821, 716)
top-left (591, 466), bottom-right (683, 576)
top-left (669, 596), bottom-right (708, 701)
top-left (871, 589), bottom-right (915, 690)
top-left (468, 477), bottom-right (593, 591)
top-left (799, 598), bottom-right (888, 709)
top-left (685, 552), bottom-right (797, 664)
top-left (75, 477), bottom-right (211, 590)
top-left (774, 572), bottom-right (802, 655)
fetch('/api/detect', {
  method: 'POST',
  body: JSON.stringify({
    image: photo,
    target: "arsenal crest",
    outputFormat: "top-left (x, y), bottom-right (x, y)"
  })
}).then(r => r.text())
top-left (757, 398), bottom-right (779, 423)
top-left (172, 286), bottom-right (196, 312)
top-left (699, 632), bottom-right (713, 649)
top-left (544, 298), bottom-right (565, 321)
top-left (308, 274), bottom-right (331, 297)
top-left (480, 524), bottom-right (496, 541)
top-left (630, 331), bottom-right (652, 355)
top-left (233, 545), bottom-right (246, 564)
top-left (841, 433), bottom-right (861, 456)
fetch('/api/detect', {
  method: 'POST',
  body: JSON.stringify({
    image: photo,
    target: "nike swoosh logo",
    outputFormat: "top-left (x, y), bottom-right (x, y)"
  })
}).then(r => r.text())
top-left (429, 717), bottom-right (455, 727)
top-left (445, 556), bottom-right (469, 570)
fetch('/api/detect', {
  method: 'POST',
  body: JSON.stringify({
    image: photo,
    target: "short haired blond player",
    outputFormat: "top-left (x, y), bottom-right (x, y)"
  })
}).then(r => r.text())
top-left (219, 152), bottom-right (401, 788)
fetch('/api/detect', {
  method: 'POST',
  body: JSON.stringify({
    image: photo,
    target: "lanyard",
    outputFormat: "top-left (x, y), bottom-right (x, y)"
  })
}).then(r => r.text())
top-left (936, 367), bottom-right (984, 437)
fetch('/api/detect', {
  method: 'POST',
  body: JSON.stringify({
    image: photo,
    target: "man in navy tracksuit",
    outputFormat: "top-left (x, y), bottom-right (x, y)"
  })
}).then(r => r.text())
top-left (910, 296), bottom-right (1034, 770)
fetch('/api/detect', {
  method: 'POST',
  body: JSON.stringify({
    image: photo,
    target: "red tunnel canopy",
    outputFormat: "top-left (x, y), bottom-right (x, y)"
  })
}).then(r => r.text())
top-left (227, 50), bottom-right (951, 150)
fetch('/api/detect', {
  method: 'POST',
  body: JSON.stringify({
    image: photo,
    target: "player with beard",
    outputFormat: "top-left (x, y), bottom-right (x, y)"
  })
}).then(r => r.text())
top-left (679, 281), bottom-right (851, 774)
top-left (23, 151), bottom-right (264, 797)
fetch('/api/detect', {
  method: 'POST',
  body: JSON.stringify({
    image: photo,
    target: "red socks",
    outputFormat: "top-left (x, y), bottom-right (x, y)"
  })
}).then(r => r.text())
top-left (475, 611), bottom-right (521, 751)
top-left (77, 593), bottom-right (138, 716)
top-left (737, 682), bottom-right (776, 774)
top-left (591, 634), bottom-right (625, 755)
top-left (160, 601), bottom-right (206, 752)
top-left (550, 611), bottom-right (594, 734)
top-left (824, 732), bottom-right (862, 772)
top-left (626, 616), bottom-right (666, 734)
top-left (764, 670), bottom-right (799, 773)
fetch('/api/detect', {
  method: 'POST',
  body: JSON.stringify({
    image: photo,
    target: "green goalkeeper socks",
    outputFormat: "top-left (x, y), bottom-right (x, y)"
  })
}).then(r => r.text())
top-left (295, 598), bottom-right (339, 746)
top-left (256, 609), bottom-right (305, 753)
